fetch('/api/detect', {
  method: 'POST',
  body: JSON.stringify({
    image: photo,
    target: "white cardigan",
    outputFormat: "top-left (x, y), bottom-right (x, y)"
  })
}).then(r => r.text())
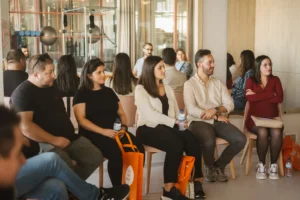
top-left (135, 84), bottom-right (179, 128)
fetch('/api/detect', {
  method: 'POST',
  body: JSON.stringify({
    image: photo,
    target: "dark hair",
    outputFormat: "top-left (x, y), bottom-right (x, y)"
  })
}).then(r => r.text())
top-left (110, 53), bottom-right (138, 95)
top-left (226, 53), bottom-right (234, 81)
top-left (253, 55), bottom-right (273, 84)
top-left (176, 48), bottom-right (188, 61)
top-left (79, 58), bottom-right (105, 90)
top-left (56, 55), bottom-right (79, 95)
top-left (143, 43), bottom-right (153, 48)
top-left (240, 50), bottom-right (255, 78)
top-left (194, 49), bottom-right (211, 67)
top-left (162, 48), bottom-right (176, 65)
top-left (19, 44), bottom-right (28, 49)
top-left (6, 49), bottom-right (25, 63)
top-left (27, 54), bottom-right (53, 75)
top-left (0, 106), bottom-right (20, 158)
top-left (138, 56), bottom-right (163, 98)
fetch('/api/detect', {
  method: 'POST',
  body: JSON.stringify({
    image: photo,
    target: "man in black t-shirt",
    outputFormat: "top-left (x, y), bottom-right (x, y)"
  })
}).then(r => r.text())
top-left (11, 54), bottom-right (103, 180)
top-left (4, 49), bottom-right (28, 97)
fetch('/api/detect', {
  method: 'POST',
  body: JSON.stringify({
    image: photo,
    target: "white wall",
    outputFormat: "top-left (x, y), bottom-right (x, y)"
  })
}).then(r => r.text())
top-left (202, 0), bottom-right (228, 83)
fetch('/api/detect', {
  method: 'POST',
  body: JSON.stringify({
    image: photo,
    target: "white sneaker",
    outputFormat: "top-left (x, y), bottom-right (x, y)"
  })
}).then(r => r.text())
top-left (256, 162), bottom-right (267, 180)
top-left (268, 163), bottom-right (279, 180)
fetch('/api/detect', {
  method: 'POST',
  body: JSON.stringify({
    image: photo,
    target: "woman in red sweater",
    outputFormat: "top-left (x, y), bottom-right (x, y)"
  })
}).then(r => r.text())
top-left (245, 55), bottom-right (283, 180)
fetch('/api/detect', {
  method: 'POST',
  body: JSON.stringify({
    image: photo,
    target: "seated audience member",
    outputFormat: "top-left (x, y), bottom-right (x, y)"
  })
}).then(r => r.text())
top-left (184, 49), bottom-right (246, 182)
top-left (54, 54), bottom-right (80, 97)
top-left (175, 48), bottom-right (193, 79)
top-left (19, 44), bottom-right (29, 65)
top-left (162, 48), bottom-right (187, 93)
top-left (227, 53), bottom-right (240, 83)
top-left (135, 56), bottom-right (205, 200)
top-left (10, 54), bottom-right (103, 180)
top-left (232, 50), bottom-right (255, 110)
top-left (73, 58), bottom-right (144, 186)
top-left (133, 43), bottom-right (153, 77)
top-left (4, 49), bottom-right (28, 97)
top-left (0, 106), bottom-right (129, 200)
top-left (245, 55), bottom-right (284, 180)
top-left (105, 53), bottom-right (138, 96)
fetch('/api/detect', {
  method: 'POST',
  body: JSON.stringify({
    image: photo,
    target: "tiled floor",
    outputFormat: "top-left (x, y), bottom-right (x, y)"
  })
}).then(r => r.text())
top-left (86, 148), bottom-right (300, 200)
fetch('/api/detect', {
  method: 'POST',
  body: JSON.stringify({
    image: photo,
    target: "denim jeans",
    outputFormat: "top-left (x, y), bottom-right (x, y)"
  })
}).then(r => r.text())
top-left (233, 99), bottom-right (246, 111)
top-left (16, 152), bottom-right (100, 200)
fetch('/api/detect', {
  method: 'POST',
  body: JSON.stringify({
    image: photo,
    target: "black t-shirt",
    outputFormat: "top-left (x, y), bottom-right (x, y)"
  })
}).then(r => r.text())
top-left (0, 187), bottom-right (14, 200)
top-left (158, 94), bottom-right (169, 116)
top-left (73, 86), bottom-right (119, 137)
top-left (11, 81), bottom-right (77, 142)
top-left (4, 70), bottom-right (28, 97)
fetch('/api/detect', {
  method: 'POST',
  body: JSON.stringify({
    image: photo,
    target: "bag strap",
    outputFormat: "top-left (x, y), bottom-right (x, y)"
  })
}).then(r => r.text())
top-left (179, 62), bottom-right (186, 71)
top-left (115, 130), bottom-right (139, 154)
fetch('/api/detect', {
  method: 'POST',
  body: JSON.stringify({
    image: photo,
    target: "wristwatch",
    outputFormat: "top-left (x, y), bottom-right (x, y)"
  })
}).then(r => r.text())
top-left (215, 107), bottom-right (219, 114)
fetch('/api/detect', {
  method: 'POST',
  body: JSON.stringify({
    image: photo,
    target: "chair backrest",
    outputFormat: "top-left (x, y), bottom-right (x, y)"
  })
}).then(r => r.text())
top-left (118, 95), bottom-right (136, 126)
top-left (62, 97), bottom-right (78, 130)
top-left (174, 91), bottom-right (185, 111)
top-left (3, 97), bottom-right (10, 108)
top-left (243, 101), bottom-right (283, 130)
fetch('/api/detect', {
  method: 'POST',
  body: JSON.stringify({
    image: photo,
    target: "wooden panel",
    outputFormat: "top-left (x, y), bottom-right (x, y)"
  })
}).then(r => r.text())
top-left (227, 0), bottom-right (256, 64)
top-left (255, 0), bottom-right (300, 108)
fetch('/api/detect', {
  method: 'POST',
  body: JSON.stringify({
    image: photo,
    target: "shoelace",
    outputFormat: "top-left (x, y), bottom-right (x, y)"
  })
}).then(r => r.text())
top-left (270, 165), bottom-right (278, 173)
top-left (257, 165), bottom-right (265, 173)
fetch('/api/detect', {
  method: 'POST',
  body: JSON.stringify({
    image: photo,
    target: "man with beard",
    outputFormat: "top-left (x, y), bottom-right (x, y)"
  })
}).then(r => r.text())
top-left (184, 49), bottom-right (246, 183)
top-left (133, 42), bottom-right (153, 77)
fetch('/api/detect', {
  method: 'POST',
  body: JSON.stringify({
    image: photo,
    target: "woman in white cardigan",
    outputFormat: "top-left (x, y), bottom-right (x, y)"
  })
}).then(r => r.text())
top-left (135, 56), bottom-right (205, 200)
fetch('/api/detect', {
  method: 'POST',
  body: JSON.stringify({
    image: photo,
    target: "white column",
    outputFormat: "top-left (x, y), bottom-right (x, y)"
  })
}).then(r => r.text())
top-left (202, 0), bottom-right (228, 83)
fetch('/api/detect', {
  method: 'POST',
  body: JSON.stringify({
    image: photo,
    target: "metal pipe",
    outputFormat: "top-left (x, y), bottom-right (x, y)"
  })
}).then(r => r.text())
top-left (84, 7), bottom-right (87, 62)
top-left (62, 9), bottom-right (65, 55)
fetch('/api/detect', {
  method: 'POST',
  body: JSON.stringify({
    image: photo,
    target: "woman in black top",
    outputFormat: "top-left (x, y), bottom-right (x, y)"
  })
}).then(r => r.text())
top-left (135, 56), bottom-right (205, 200)
top-left (73, 58), bottom-right (144, 186)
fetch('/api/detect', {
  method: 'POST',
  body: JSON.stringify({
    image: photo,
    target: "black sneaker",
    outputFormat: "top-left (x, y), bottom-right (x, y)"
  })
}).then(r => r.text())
top-left (161, 186), bottom-right (193, 200)
top-left (204, 165), bottom-right (217, 182)
top-left (98, 184), bottom-right (130, 200)
top-left (194, 181), bottom-right (206, 199)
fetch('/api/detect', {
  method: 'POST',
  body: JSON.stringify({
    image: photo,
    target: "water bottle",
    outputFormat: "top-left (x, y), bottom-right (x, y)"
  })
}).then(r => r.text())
top-left (285, 158), bottom-right (292, 177)
top-left (113, 118), bottom-right (121, 131)
top-left (178, 110), bottom-right (186, 131)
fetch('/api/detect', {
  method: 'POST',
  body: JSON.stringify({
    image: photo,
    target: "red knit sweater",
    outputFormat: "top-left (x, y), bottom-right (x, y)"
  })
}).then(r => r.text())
top-left (245, 76), bottom-right (283, 130)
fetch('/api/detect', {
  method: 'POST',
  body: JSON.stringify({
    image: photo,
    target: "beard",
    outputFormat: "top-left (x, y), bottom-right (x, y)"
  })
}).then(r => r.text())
top-left (202, 67), bottom-right (214, 76)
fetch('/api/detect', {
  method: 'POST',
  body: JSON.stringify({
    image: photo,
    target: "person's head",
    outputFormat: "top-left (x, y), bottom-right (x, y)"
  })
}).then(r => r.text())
top-left (142, 43), bottom-right (153, 57)
top-left (253, 55), bottom-right (273, 83)
top-left (162, 47), bottom-right (176, 66)
top-left (0, 106), bottom-right (26, 187)
top-left (56, 54), bottom-right (79, 95)
top-left (176, 48), bottom-right (187, 62)
top-left (6, 49), bottom-right (26, 71)
top-left (20, 45), bottom-right (29, 58)
top-left (194, 49), bottom-right (214, 76)
top-left (240, 50), bottom-right (255, 78)
top-left (79, 58), bottom-right (105, 90)
top-left (138, 56), bottom-right (164, 98)
top-left (227, 53), bottom-right (234, 81)
top-left (111, 53), bottom-right (137, 95)
top-left (27, 53), bottom-right (55, 88)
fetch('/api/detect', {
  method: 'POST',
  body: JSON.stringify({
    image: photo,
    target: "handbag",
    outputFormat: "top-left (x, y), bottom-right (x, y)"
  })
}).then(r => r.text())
top-left (185, 167), bottom-right (195, 198)
top-left (175, 156), bottom-right (195, 196)
top-left (251, 116), bottom-right (283, 128)
top-left (115, 130), bottom-right (144, 200)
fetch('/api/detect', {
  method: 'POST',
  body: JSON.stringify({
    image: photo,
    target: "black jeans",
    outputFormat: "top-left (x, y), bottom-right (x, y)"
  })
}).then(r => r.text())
top-left (189, 121), bottom-right (246, 168)
top-left (136, 125), bottom-right (203, 184)
top-left (82, 131), bottom-right (144, 186)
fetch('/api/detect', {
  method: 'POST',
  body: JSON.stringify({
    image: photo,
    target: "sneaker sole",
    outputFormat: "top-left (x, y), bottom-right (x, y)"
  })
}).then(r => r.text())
top-left (269, 176), bottom-right (279, 180)
top-left (256, 176), bottom-right (267, 180)
top-left (204, 177), bottom-right (216, 182)
top-left (100, 192), bottom-right (129, 200)
top-left (161, 196), bottom-right (172, 200)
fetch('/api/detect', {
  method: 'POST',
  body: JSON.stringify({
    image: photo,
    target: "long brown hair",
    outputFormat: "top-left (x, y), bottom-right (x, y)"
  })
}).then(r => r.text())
top-left (110, 53), bottom-right (137, 95)
top-left (240, 50), bottom-right (255, 78)
top-left (253, 55), bottom-right (273, 84)
top-left (138, 56), bottom-right (163, 98)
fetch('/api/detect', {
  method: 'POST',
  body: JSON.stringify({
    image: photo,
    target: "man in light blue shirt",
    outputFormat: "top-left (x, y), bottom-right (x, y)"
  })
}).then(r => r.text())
top-left (133, 43), bottom-right (153, 77)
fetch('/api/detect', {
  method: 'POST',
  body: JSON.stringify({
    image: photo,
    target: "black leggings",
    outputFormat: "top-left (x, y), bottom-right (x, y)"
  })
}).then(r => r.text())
top-left (252, 126), bottom-right (283, 165)
top-left (83, 131), bottom-right (145, 186)
top-left (136, 125), bottom-right (203, 184)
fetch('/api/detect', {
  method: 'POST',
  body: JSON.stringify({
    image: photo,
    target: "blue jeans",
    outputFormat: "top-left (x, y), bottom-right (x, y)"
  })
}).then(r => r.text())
top-left (234, 99), bottom-right (246, 111)
top-left (16, 152), bottom-right (100, 200)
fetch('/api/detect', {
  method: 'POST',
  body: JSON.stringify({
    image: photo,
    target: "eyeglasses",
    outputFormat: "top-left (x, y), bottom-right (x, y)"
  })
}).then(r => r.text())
top-left (32, 53), bottom-right (51, 70)
top-left (144, 48), bottom-right (153, 51)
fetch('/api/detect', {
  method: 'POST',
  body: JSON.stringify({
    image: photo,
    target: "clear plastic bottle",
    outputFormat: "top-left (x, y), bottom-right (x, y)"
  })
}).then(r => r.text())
top-left (178, 110), bottom-right (186, 131)
top-left (285, 158), bottom-right (292, 177)
top-left (113, 118), bottom-right (121, 131)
